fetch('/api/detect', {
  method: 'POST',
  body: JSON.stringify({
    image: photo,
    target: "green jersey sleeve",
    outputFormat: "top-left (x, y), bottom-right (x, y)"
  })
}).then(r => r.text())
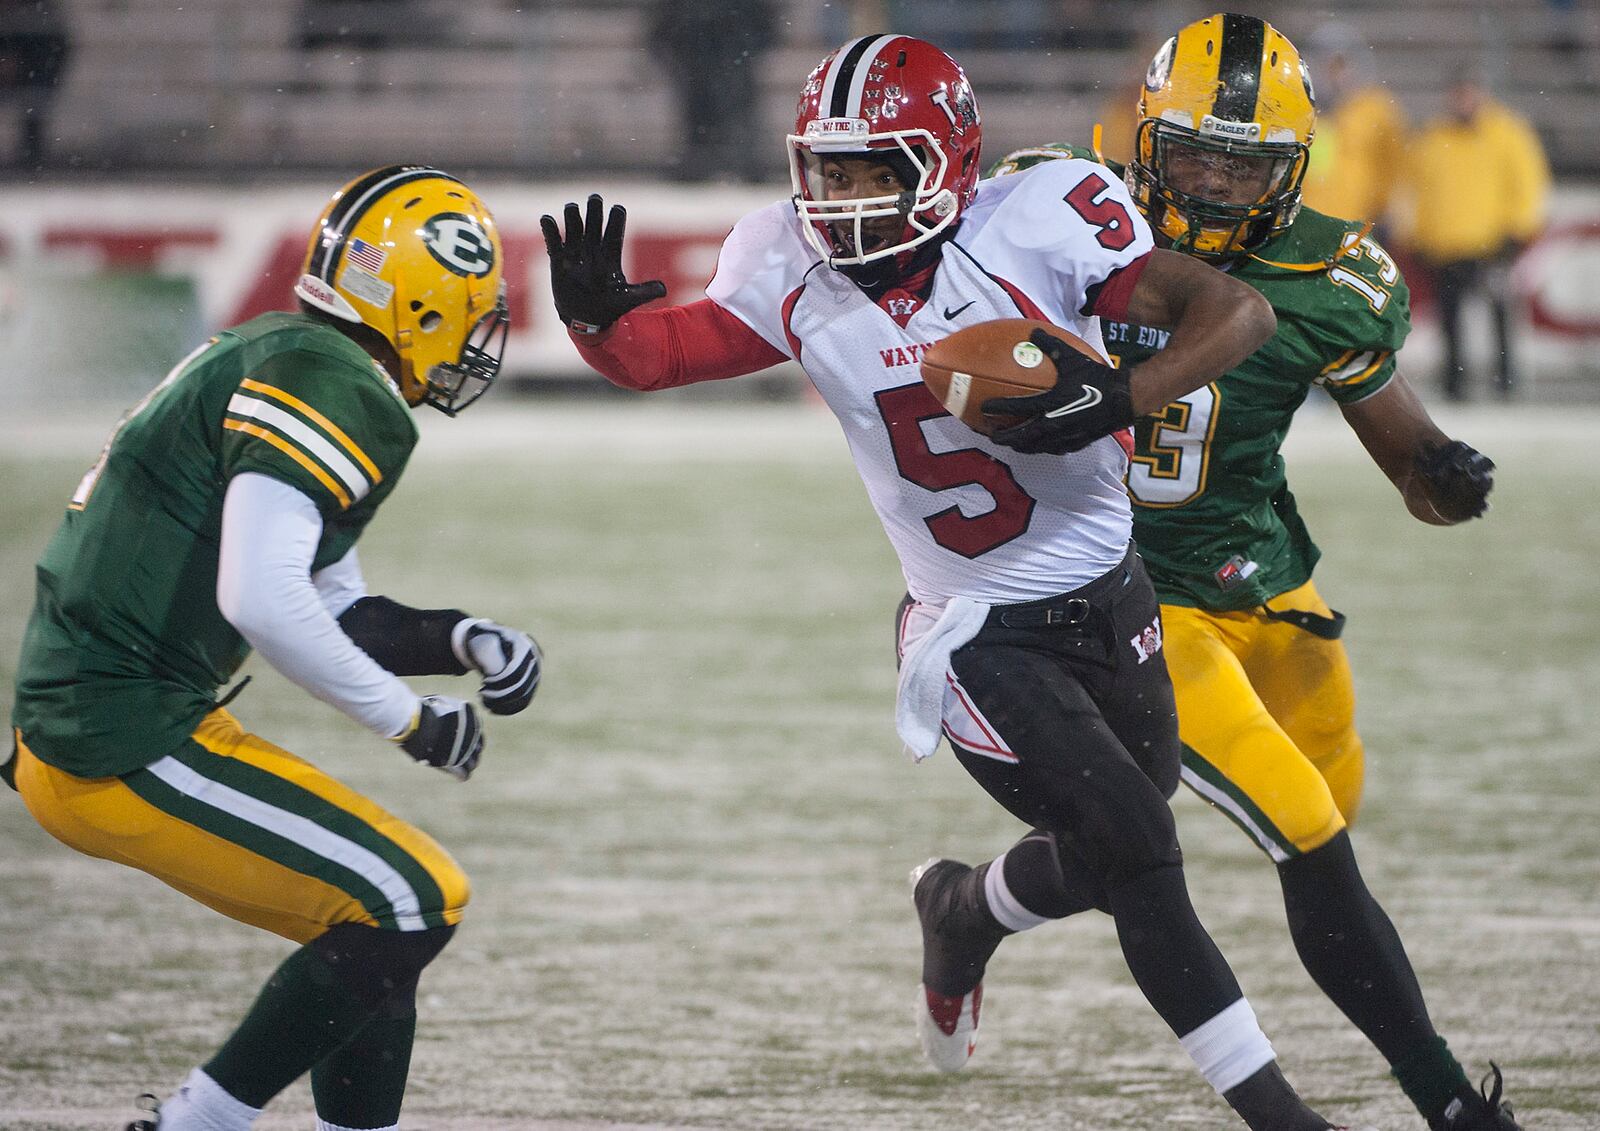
top-left (1306, 229), bottom-right (1413, 406)
top-left (220, 349), bottom-right (418, 520)
top-left (987, 142), bottom-right (1105, 178)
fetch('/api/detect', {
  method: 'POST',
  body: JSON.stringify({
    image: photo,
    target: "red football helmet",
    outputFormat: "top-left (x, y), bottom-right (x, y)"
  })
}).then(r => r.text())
top-left (788, 34), bottom-right (982, 267)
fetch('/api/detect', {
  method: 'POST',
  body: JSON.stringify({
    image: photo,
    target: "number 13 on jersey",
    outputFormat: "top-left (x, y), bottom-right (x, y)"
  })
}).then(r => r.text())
top-left (1127, 384), bottom-right (1219, 507)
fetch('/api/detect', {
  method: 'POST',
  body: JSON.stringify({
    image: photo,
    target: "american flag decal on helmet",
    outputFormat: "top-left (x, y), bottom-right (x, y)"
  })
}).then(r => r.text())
top-left (347, 238), bottom-right (387, 273)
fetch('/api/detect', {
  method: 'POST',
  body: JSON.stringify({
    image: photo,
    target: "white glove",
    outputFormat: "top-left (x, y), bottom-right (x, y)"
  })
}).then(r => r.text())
top-left (451, 618), bottom-right (542, 715)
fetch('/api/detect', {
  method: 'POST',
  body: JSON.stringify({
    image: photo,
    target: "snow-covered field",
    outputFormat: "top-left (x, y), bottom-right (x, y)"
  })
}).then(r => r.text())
top-left (3, 400), bottom-right (1596, 1130)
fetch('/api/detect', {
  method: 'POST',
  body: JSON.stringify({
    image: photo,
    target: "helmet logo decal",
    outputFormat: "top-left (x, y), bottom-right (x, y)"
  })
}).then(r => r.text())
top-left (422, 213), bottom-right (496, 278)
top-left (930, 83), bottom-right (977, 134)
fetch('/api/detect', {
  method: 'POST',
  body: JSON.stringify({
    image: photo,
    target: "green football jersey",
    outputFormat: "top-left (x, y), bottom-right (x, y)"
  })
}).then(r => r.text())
top-left (989, 145), bottom-right (1411, 611)
top-left (12, 311), bottom-right (418, 778)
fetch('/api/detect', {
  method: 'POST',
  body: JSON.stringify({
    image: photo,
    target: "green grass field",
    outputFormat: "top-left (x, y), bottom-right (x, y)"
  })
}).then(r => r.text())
top-left (1, 401), bottom-right (1596, 1131)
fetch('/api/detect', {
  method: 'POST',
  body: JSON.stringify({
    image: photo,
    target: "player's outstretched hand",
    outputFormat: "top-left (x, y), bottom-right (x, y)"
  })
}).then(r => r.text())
top-left (984, 329), bottom-right (1134, 455)
top-left (1416, 439), bottom-right (1495, 522)
top-left (540, 194), bottom-right (668, 335)
top-left (397, 695), bottom-right (484, 781)
top-left (452, 618), bottom-right (541, 716)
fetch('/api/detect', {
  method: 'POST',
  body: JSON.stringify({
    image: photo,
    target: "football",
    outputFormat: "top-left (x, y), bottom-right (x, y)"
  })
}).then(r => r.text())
top-left (920, 318), bottom-right (1103, 435)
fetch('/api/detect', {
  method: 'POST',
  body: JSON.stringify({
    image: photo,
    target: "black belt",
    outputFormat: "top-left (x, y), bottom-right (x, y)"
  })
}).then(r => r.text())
top-left (998, 597), bottom-right (1094, 629)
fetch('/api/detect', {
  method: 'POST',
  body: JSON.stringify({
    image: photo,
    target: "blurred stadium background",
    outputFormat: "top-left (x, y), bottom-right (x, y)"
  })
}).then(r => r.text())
top-left (2, 2), bottom-right (1598, 1130)
top-left (3, 0), bottom-right (1600, 402)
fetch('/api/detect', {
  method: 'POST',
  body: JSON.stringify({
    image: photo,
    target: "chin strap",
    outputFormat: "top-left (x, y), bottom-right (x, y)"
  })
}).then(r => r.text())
top-left (1246, 218), bottom-right (1375, 273)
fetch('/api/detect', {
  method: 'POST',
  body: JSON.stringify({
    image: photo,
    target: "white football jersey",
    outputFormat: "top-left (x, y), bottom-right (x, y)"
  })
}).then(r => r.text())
top-left (706, 159), bottom-right (1155, 604)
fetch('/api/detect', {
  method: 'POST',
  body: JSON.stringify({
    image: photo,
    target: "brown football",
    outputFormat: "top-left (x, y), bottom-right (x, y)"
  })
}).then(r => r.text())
top-left (920, 318), bottom-right (1104, 436)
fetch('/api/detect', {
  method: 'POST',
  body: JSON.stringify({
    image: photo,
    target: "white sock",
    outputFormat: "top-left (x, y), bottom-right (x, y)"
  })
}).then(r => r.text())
top-left (1177, 997), bottom-right (1277, 1095)
top-left (982, 851), bottom-right (1053, 932)
top-left (317, 1120), bottom-right (398, 1131)
top-left (157, 1067), bottom-right (261, 1131)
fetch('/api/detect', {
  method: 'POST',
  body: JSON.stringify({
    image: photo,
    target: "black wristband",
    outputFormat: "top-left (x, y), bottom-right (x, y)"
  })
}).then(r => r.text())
top-left (338, 596), bottom-right (471, 676)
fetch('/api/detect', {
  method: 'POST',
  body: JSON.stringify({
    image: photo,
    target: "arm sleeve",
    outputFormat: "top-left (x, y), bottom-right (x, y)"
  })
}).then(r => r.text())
top-left (571, 299), bottom-right (788, 391)
top-left (217, 472), bottom-right (419, 739)
top-left (313, 547), bottom-right (368, 618)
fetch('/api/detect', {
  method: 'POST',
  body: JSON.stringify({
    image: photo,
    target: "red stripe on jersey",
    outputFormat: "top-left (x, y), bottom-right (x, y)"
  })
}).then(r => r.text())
top-left (1085, 252), bottom-right (1150, 322)
top-left (780, 284), bottom-right (806, 362)
top-left (987, 273), bottom-right (1050, 322)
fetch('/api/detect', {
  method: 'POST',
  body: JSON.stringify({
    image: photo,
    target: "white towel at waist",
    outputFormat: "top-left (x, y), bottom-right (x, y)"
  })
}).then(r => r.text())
top-left (895, 596), bottom-right (990, 762)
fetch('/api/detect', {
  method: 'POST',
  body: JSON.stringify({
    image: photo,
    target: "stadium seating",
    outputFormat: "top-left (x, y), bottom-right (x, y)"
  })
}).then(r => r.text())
top-left (25, 0), bottom-right (1600, 175)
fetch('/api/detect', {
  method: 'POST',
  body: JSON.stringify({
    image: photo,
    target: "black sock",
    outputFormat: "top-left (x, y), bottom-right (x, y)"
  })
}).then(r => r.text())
top-left (1000, 829), bottom-right (1109, 918)
top-left (1106, 863), bottom-right (1241, 1037)
top-left (1278, 831), bottom-right (1470, 1119)
top-left (312, 989), bottom-right (418, 1129)
top-left (1223, 1061), bottom-right (1331, 1131)
top-left (204, 943), bottom-right (382, 1108)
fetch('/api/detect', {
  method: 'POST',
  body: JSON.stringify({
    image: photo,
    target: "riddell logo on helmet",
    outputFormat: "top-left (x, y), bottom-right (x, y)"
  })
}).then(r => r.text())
top-left (298, 276), bottom-right (338, 306)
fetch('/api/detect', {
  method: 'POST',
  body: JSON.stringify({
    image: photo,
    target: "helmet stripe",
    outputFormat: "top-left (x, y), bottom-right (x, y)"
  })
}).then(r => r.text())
top-left (312, 165), bottom-right (456, 281)
top-left (841, 34), bottom-right (899, 118)
top-left (1212, 13), bottom-right (1266, 123)
top-left (824, 34), bottom-right (894, 118)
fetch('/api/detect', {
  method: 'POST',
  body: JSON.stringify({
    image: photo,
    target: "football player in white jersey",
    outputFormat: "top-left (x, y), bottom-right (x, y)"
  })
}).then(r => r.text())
top-left (543, 34), bottom-right (1360, 1131)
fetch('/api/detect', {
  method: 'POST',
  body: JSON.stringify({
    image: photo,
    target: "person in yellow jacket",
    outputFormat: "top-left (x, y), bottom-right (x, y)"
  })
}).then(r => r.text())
top-left (1299, 27), bottom-right (1407, 227)
top-left (1403, 79), bottom-right (1550, 401)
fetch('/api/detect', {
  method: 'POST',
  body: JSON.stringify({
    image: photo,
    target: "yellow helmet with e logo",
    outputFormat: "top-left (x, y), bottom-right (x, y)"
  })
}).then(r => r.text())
top-left (1127, 14), bottom-right (1316, 263)
top-left (295, 165), bottom-right (509, 414)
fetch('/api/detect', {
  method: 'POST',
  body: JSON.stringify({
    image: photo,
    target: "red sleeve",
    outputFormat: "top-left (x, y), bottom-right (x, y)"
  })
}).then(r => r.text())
top-left (1082, 251), bottom-right (1151, 322)
top-left (571, 299), bottom-right (788, 391)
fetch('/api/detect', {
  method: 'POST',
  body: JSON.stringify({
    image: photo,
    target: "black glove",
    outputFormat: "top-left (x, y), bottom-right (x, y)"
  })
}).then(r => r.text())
top-left (540, 194), bottom-right (667, 335)
top-left (451, 618), bottom-right (542, 716)
top-left (396, 695), bottom-right (484, 781)
top-left (1415, 439), bottom-right (1495, 521)
top-left (983, 329), bottom-right (1135, 455)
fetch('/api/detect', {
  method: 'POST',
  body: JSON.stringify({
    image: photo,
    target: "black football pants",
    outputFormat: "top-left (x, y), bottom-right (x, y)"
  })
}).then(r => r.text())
top-left (917, 545), bottom-right (1245, 1035)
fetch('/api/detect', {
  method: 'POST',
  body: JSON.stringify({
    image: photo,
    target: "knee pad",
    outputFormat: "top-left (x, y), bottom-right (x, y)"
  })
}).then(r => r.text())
top-left (311, 922), bottom-right (456, 1010)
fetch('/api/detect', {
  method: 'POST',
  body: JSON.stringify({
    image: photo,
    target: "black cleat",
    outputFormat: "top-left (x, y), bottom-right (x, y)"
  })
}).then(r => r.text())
top-left (1430, 1063), bottom-right (1521, 1131)
top-left (911, 857), bottom-right (1007, 1072)
top-left (124, 1092), bottom-right (160, 1131)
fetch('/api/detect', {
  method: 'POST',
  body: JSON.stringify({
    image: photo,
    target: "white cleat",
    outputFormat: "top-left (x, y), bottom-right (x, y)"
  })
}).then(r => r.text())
top-left (916, 981), bottom-right (982, 1072)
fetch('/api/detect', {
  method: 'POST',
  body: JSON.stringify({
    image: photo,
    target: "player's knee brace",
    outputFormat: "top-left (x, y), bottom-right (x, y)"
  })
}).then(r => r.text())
top-left (310, 922), bottom-right (456, 1010)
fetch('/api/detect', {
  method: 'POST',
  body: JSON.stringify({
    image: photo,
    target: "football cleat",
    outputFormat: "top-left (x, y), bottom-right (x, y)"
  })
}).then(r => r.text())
top-left (912, 857), bottom-right (1006, 1072)
top-left (917, 981), bottom-right (983, 1073)
top-left (124, 1092), bottom-right (160, 1130)
top-left (1429, 1063), bottom-right (1521, 1130)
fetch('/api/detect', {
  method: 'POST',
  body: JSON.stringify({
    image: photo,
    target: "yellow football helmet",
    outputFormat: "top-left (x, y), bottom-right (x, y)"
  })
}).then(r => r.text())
top-left (295, 165), bottom-right (509, 414)
top-left (1127, 14), bottom-right (1316, 262)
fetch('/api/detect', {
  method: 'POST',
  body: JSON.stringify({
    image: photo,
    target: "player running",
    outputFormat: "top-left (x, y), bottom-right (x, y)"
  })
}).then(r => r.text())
top-left (965, 14), bottom-right (1517, 1131)
top-left (546, 32), bottom-right (1370, 1131)
top-left (6, 166), bottom-right (541, 1131)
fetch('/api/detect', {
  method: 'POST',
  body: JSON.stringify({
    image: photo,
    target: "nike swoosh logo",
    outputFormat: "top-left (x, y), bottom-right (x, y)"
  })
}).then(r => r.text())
top-left (1042, 385), bottom-right (1103, 417)
top-left (942, 301), bottom-right (976, 320)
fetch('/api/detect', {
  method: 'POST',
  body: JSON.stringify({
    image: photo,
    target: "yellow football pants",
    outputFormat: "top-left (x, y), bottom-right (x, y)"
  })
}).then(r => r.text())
top-left (1161, 579), bottom-right (1365, 861)
top-left (15, 709), bottom-right (469, 944)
